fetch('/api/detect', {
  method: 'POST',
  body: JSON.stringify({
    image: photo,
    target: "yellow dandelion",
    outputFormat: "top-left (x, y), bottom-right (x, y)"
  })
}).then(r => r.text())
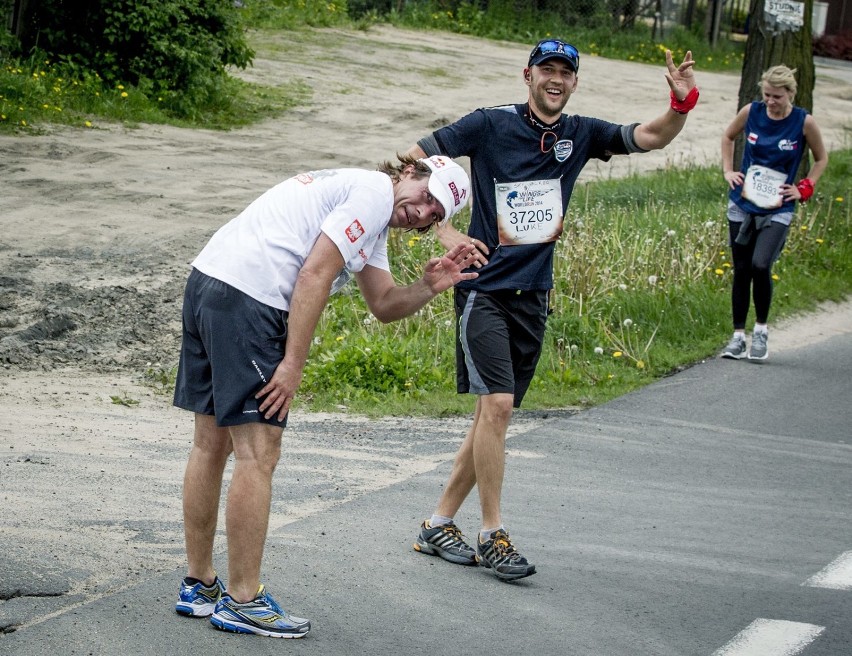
top-left (85, 120), bottom-right (92, 127)
top-left (715, 268), bottom-right (724, 276)
top-left (815, 238), bottom-right (824, 244)
top-left (800, 225), bottom-right (808, 231)
top-left (121, 92), bottom-right (128, 98)
top-left (20, 119), bottom-right (26, 126)
top-left (117, 84), bottom-right (125, 90)
top-left (723, 262), bottom-right (732, 268)
top-left (613, 351), bottom-right (623, 358)
top-left (835, 197), bottom-right (843, 202)
top-left (607, 374), bottom-right (614, 379)
top-left (772, 274), bottom-right (780, 281)
top-left (42, 103), bottom-right (49, 109)
top-left (335, 335), bottom-right (344, 341)
top-left (636, 360), bottom-right (645, 369)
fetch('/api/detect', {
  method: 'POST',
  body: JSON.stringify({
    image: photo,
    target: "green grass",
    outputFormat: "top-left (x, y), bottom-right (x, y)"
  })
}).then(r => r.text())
top-left (297, 152), bottom-right (852, 417)
top-left (0, 54), bottom-right (310, 132)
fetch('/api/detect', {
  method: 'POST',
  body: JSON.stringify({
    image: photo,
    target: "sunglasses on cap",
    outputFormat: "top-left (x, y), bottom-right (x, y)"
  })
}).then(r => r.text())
top-left (528, 39), bottom-right (580, 72)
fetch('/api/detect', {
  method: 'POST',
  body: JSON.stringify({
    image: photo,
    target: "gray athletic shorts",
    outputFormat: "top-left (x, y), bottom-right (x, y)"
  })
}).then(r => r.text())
top-left (455, 287), bottom-right (549, 408)
top-left (173, 268), bottom-right (290, 428)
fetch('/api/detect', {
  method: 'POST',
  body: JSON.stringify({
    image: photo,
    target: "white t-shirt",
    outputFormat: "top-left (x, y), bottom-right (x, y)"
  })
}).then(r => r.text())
top-left (192, 168), bottom-right (393, 311)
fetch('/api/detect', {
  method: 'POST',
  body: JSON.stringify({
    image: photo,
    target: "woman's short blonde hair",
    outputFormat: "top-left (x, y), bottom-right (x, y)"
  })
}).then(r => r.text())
top-left (759, 65), bottom-right (798, 96)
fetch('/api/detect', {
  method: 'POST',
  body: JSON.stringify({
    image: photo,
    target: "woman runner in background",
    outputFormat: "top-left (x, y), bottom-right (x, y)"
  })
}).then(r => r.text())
top-left (720, 64), bottom-right (828, 361)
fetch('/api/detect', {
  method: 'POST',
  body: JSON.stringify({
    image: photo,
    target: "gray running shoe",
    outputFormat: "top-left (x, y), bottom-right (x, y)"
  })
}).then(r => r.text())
top-left (476, 529), bottom-right (536, 581)
top-left (210, 585), bottom-right (310, 638)
top-left (413, 520), bottom-right (477, 565)
top-left (721, 334), bottom-right (747, 359)
top-left (749, 331), bottom-right (769, 361)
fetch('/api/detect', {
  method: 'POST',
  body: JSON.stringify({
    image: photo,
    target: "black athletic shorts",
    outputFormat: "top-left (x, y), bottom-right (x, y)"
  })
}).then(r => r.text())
top-left (173, 268), bottom-right (290, 428)
top-left (454, 287), bottom-right (549, 408)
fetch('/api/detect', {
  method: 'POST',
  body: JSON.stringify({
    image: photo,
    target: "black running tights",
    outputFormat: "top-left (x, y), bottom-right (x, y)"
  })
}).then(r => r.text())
top-left (728, 220), bottom-right (789, 329)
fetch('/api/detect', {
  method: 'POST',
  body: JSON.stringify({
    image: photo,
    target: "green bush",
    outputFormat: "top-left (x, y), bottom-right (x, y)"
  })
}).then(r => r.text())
top-left (12, 0), bottom-right (254, 110)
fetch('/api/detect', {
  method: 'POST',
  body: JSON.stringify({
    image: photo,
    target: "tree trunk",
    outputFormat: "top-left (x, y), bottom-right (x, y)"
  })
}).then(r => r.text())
top-left (683, 0), bottom-right (698, 28)
top-left (706, 0), bottom-right (725, 47)
top-left (10, 0), bottom-right (32, 39)
top-left (735, 0), bottom-right (815, 177)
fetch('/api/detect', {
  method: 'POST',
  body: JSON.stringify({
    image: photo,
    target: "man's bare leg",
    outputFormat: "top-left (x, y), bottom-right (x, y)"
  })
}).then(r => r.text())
top-left (471, 393), bottom-right (513, 530)
top-left (435, 393), bottom-right (514, 529)
top-left (225, 422), bottom-right (283, 603)
top-left (183, 413), bottom-right (232, 585)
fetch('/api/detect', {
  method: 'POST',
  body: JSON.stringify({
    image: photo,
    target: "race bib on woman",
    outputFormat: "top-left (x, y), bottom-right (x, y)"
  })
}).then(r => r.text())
top-left (495, 178), bottom-right (564, 246)
top-left (741, 165), bottom-right (787, 209)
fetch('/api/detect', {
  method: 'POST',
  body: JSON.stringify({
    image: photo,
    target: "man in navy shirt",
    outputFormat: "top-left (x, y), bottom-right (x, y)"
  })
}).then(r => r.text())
top-left (407, 39), bottom-right (698, 580)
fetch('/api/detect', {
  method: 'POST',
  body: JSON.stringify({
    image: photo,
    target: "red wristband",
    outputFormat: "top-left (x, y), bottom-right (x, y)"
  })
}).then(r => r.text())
top-left (797, 178), bottom-right (814, 203)
top-left (670, 86), bottom-right (699, 114)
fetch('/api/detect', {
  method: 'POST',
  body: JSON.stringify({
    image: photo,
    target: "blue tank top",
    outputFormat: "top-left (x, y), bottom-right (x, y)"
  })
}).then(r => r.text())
top-left (730, 102), bottom-right (807, 215)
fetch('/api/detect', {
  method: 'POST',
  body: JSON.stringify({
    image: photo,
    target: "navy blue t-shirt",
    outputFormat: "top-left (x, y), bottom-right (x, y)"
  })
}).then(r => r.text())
top-left (730, 101), bottom-right (808, 216)
top-left (420, 104), bottom-right (627, 291)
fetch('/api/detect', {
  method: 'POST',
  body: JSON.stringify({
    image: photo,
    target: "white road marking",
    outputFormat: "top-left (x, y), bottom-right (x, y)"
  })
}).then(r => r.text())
top-left (712, 619), bottom-right (825, 656)
top-left (803, 550), bottom-right (852, 590)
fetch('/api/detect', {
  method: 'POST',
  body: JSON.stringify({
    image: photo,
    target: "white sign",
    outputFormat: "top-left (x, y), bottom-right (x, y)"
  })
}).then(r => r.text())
top-left (765, 0), bottom-right (805, 30)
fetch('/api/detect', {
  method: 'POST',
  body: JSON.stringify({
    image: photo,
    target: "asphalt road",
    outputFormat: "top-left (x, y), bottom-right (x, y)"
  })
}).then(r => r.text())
top-left (1, 331), bottom-right (851, 656)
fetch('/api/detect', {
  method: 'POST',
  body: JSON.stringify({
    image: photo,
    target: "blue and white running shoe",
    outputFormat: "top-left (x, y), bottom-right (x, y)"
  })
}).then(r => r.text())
top-left (210, 585), bottom-right (310, 638)
top-left (175, 576), bottom-right (225, 617)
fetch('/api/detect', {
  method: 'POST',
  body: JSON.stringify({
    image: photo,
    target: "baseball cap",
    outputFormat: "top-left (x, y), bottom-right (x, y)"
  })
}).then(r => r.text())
top-left (528, 39), bottom-right (580, 72)
top-left (420, 155), bottom-right (471, 225)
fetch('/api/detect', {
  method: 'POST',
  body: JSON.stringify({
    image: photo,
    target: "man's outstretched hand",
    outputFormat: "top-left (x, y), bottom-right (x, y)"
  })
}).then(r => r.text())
top-left (665, 49), bottom-right (696, 100)
top-left (422, 242), bottom-right (482, 294)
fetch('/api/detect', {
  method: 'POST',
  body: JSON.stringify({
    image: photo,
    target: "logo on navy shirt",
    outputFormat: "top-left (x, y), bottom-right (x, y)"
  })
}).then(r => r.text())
top-left (554, 140), bottom-right (573, 162)
top-left (778, 139), bottom-right (798, 151)
top-left (345, 219), bottom-right (365, 243)
top-left (747, 132), bottom-right (758, 145)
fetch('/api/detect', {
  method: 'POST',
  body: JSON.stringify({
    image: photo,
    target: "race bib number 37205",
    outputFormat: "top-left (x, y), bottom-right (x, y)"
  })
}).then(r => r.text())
top-left (495, 178), bottom-right (564, 246)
